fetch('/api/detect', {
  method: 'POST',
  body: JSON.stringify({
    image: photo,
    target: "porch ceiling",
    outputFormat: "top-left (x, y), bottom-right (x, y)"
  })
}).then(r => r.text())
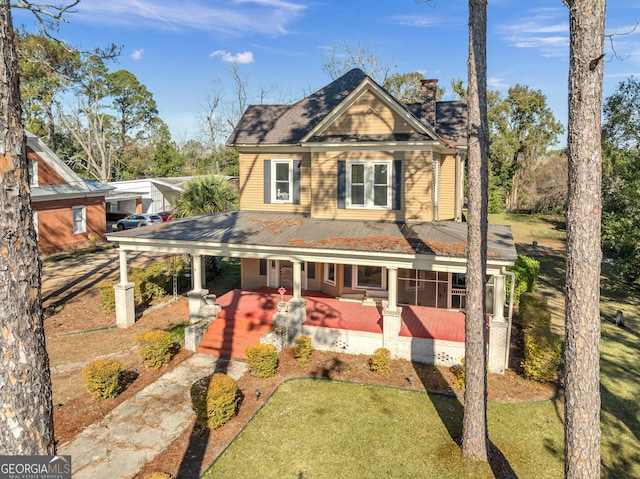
top-left (107, 210), bottom-right (517, 270)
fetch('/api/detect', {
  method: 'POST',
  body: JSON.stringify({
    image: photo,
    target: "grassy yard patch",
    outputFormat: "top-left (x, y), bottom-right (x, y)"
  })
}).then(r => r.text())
top-left (204, 379), bottom-right (564, 479)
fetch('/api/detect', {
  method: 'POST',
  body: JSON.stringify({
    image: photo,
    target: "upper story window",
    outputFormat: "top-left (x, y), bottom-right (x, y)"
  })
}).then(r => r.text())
top-left (28, 160), bottom-right (38, 186)
top-left (72, 206), bottom-right (86, 234)
top-left (264, 159), bottom-right (300, 205)
top-left (338, 159), bottom-right (400, 211)
top-left (272, 160), bottom-right (293, 203)
top-left (347, 161), bottom-right (391, 208)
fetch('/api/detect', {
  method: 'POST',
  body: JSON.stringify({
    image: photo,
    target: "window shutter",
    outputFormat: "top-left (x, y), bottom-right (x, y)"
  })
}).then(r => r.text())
top-left (343, 265), bottom-right (352, 287)
top-left (293, 160), bottom-right (301, 204)
top-left (259, 259), bottom-right (267, 276)
top-left (393, 159), bottom-right (402, 210)
top-left (337, 160), bottom-right (346, 209)
top-left (264, 160), bottom-right (271, 203)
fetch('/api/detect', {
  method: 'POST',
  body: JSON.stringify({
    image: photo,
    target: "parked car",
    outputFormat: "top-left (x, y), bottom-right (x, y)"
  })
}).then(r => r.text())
top-left (158, 211), bottom-right (173, 222)
top-left (116, 214), bottom-right (163, 230)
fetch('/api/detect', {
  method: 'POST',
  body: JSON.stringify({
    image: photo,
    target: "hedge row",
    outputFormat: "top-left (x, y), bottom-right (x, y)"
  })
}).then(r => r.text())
top-left (519, 292), bottom-right (562, 383)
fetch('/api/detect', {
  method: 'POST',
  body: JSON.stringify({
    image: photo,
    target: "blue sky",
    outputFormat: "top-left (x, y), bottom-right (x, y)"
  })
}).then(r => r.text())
top-left (13, 0), bottom-right (640, 146)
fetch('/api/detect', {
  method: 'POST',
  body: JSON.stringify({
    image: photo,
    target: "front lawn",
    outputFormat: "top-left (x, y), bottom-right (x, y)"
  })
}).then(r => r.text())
top-left (204, 379), bottom-right (564, 479)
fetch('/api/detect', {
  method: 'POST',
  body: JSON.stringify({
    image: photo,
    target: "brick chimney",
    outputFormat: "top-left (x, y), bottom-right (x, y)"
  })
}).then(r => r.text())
top-left (420, 79), bottom-right (438, 128)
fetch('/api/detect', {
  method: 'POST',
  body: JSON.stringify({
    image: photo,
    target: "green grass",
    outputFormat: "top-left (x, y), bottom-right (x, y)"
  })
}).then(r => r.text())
top-left (204, 380), bottom-right (563, 479)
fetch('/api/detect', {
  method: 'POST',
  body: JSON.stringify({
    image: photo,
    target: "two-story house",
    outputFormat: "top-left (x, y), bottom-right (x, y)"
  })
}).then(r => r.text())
top-left (108, 69), bottom-right (517, 373)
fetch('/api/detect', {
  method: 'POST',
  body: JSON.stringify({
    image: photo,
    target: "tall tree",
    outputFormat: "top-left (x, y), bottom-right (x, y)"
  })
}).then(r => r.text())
top-left (488, 85), bottom-right (564, 211)
top-left (16, 31), bottom-right (79, 149)
top-left (563, 0), bottom-right (606, 477)
top-left (321, 40), bottom-right (393, 83)
top-left (463, 0), bottom-right (489, 462)
top-left (106, 69), bottom-right (158, 160)
top-left (601, 78), bottom-right (640, 285)
top-left (0, 0), bottom-right (78, 455)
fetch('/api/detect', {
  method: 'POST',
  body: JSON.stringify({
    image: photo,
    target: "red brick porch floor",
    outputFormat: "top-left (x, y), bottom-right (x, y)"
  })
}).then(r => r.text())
top-left (197, 287), bottom-right (465, 358)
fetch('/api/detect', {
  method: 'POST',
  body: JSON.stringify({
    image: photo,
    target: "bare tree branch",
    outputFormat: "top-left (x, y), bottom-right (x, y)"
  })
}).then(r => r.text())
top-left (605, 21), bottom-right (639, 62)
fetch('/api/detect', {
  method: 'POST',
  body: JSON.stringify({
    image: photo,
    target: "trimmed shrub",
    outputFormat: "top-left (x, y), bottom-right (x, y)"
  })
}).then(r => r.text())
top-left (97, 280), bottom-right (117, 313)
top-left (370, 348), bottom-right (391, 374)
top-left (97, 258), bottom-right (190, 313)
top-left (519, 293), bottom-right (552, 331)
top-left (142, 473), bottom-right (174, 479)
top-left (519, 292), bottom-right (562, 382)
top-left (450, 358), bottom-right (466, 390)
top-left (245, 343), bottom-right (278, 379)
top-left (507, 254), bottom-right (540, 305)
top-left (83, 359), bottom-right (123, 400)
top-left (136, 330), bottom-right (175, 369)
top-left (191, 373), bottom-right (241, 430)
top-left (293, 335), bottom-right (313, 368)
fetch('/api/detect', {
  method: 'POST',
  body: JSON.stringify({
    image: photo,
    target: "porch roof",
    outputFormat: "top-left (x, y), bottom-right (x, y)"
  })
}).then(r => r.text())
top-left (107, 211), bottom-right (517, 271)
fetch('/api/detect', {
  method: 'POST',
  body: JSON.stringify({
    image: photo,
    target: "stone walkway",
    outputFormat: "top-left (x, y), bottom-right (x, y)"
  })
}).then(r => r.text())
top-left (59, 354), bottom-right (246, 479)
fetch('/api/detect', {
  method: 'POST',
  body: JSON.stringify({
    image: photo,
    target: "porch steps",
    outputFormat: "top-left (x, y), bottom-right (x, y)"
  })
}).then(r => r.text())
top-left (196, 315), bottom-right (272, 359)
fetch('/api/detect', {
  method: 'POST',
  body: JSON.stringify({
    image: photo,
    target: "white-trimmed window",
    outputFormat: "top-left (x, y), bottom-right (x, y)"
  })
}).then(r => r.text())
top-left (347, 161), bottom-right (391, 208)
top-left (72, 206), bottom-right (86, 234)
top-left (354, 265), bottom-right (386, 290)
top-left (324, 263), bottom-right (336, 285)
top-left (272, 159), bottom-right (293, 203)
top-left (28, 160), bottom-right (38, 186)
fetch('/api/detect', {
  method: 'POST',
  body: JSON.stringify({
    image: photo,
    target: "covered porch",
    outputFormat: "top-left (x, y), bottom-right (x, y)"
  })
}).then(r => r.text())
top-left (196, 287), bottom-right (467, 367)
top-left (106, 211), bottom-right (517, 373)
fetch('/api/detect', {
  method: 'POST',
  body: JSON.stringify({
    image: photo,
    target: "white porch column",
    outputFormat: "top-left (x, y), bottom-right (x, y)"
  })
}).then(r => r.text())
top-left (493, 274), bottom-right (506, 322)
top-left (387, 267), bottom-right (398, 312)
top-left (119, 249), bottom-right (128, 284)
top-left (114, 248), bottom-right (135, 328)
top-left (191, 254), bottom-right (204, 292)
top-left (292, 260), bottom-right (302, 301)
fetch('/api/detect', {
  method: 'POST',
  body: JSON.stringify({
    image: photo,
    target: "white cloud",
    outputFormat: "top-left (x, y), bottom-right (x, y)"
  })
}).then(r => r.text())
top-left (210, 50), bottom-right (255, 64)
top-left (488, 77), bottom-right (508, 89)
top-left (497, 8), bottom-right (569, 58)
top-left (391, 15), bottom-right (440, 28)
top-left (131, 49), bottom-right (144, 60)
top-left (72, 0), bottom-right (306, 36)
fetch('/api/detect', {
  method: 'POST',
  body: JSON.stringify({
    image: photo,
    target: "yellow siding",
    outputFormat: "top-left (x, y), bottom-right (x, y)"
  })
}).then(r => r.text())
top-left (239, 152), bottom-right (311, 212)
top-left (438, 153), bottom-right (457, 220)
top-left (322, 91), bottom-right (415, 136)
top-left (403, 151), bottom-right (434, 221)
top-left (241, 259), bottom-right (267, 290)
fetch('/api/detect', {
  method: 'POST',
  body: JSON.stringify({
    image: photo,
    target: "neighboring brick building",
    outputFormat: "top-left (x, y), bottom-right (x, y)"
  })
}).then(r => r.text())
top-left (27, 132), bottom-right (112, 254)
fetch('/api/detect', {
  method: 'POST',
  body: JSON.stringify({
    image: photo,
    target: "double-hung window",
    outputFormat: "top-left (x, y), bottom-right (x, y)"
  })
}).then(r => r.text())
top-left (72, 206), bottom-right (86, 234)
top-left (347, 161), bottom-right (391, 208)
top-left (272, 160), bottom-right (293, 203)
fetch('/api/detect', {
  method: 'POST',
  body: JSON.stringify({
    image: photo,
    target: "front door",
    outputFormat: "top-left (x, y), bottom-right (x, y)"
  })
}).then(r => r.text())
top-left (267, 260), bottom-right (307, 290)
top-left (280, 260), bottom-right (294, 287)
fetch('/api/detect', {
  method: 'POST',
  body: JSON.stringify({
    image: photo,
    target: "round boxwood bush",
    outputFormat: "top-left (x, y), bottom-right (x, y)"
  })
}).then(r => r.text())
top-left (245, 343), bottom-right (278, 379)
top-left (191, 373), bottom-right (242, 430)
top-left (83, 359), bottom-right (123, 400)
top-left (136, 329), bottom-right (174, 369)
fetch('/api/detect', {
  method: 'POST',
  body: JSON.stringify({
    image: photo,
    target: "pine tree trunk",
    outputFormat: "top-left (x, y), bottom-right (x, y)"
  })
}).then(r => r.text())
top-left (462, 0), bottom-right (489, 462)
top-left (0, 0), bottom-right (55, 454)
top-left (564, 1), bottom-right (605, 478)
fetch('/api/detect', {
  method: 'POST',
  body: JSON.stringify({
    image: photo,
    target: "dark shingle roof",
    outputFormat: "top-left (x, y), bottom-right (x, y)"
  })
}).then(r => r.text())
top-left (228, 69), bottom-right (467, 148)
top-left (227, 69), bottom-right (368, 145)
top-left (405, 101), bottom-right (468, 147)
